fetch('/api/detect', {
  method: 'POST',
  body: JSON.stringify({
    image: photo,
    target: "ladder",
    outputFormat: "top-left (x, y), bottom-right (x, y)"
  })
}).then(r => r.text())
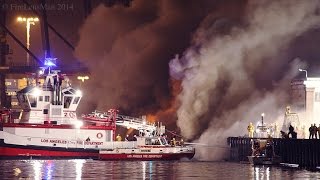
top-left (91, 110), bottom-right (160, 136)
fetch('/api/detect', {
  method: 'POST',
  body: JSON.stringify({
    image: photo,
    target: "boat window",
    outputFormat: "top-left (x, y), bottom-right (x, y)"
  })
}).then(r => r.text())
top-left (45, 96), bottom-right (50, 102)
top-left (145, 138), bottom-right (152, 145)
top-left (39, 96), bottom-right (43, 102)
top-left (28, 95), bottom-right (37, 108)
top-left (64, 91), bottom-right (71, 94)
top-left (154, 139), bottom-right (161, 145)
top-left (17, 94), bottom-right (27, 103)
top-left (160, 138), bottom-right (167, 145)
top-left (73, 97), bottom-right (80, 104)
top-left (43, 109), bottom-right (48, 114)
top-left (145, 138), bottom-right (161, 145)
top-left (64, 96), bottom-right (73, 108)
top-left (69, 89), bottom-right (76, 94)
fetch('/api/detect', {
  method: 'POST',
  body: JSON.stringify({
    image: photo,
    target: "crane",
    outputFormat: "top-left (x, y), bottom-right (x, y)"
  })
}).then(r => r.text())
top-left (82, 109), bottom-right (165, 137)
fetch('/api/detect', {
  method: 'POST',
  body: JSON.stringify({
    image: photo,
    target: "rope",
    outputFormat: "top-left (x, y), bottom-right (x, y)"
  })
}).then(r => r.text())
top-left (165, 129), bottom-right (183, 138)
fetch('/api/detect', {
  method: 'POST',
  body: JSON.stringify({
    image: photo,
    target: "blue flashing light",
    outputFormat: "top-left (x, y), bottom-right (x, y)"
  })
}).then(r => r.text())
top-left (44, 57), bottom-right (57, 67)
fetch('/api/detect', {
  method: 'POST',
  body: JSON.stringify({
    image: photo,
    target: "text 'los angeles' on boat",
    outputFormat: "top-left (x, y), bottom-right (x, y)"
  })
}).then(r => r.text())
top-left (0, 57), bottom-right (195, 160)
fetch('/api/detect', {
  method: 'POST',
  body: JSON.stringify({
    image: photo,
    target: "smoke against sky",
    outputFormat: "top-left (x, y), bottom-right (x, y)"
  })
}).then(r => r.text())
top-left (75, 0), bottom-right (246, 117)
top-left (75, 0), bottom-right (320, 160)
top-left (169, 0), bottom-right (320, 160)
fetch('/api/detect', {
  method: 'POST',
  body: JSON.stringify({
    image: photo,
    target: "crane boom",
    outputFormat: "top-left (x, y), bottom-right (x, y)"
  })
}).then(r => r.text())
top-left (82, 109), bottom-right (164, 137)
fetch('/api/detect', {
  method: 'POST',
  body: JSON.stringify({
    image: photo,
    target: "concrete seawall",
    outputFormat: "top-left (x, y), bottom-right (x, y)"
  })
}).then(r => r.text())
top-left (227, 137), bottom-right (320, 168)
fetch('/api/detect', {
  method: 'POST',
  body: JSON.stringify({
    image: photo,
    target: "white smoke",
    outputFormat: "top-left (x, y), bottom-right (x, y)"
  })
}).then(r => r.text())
top-left (170, 0), bottom-right (320, 160)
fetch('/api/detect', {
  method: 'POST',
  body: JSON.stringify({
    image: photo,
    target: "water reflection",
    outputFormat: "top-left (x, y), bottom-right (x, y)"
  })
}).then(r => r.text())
top-left (254, 166), bottom-right (271, 180)
top-left (74, 159), bottom-right (85, 180)
top-left (44, 160), bottom-right (54, 180)
top-left (32, 160), bottom-right (43, 180)
top-left (141, 161), bottom-right (153, 180)
top-left (2, 160), bottom-right (320, 179)
top-left (149, 161), bottom-right (153, 180)
top-left (142, 161), bottom-right (146, 180)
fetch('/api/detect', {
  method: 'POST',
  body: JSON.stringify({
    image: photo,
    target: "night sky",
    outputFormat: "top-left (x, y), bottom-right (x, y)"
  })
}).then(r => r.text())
top-left (5, 1), bottom-right (320, 155)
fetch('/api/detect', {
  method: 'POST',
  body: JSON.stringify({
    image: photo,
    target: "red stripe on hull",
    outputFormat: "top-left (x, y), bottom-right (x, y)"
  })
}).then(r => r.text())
top-left (0, 147), bottom-right (98, 158)
top-left (99, 153), bottom-right (195, 161)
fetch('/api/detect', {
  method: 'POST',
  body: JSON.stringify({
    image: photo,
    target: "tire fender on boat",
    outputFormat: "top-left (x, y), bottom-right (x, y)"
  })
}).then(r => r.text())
top-left (96, 133), bottom-right (103, 139)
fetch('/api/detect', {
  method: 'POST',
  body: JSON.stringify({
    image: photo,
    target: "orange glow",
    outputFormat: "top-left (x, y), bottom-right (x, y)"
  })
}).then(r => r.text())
top-left (147, 114), bottom-right (157, 123)
top-left (142, 79), bottom-right (181, 127)
top-left (126, 128), bottom-right (134, 135)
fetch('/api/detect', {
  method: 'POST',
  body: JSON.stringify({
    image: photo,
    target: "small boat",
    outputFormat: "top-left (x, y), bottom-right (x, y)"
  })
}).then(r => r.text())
top-left (247, 139), bottom-right (281, 165)
top-left (99, 129), bottom-right (195, 161)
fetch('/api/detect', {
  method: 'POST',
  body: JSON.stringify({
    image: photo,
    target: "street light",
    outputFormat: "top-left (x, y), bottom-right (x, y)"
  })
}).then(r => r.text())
top-left (77, 76), bottom-right (89, 88)
top-left (77, 76), bottom-right (89, 82)
top-left (17, 16), bottom-right (39, 66)
top-left (299, 68), bottom-right (308, 79)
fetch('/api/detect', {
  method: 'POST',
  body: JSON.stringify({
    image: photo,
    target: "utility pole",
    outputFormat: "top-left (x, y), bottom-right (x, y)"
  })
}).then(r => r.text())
top-left (0, 0), bottom-right (7, 108)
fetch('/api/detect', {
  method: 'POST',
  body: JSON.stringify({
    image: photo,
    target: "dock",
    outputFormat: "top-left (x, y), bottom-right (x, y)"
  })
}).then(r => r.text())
top-left (228, 137), bottom-right (320, 168)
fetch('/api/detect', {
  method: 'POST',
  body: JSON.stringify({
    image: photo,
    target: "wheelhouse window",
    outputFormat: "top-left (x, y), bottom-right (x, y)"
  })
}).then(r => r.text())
top-left (145, 138), bottom-right (152, 145)
top-left (17, 94), bottom-right (27, 103)
top-left (73, 97), bottom-right (80, 104)
top-left (64, 96), bottom-right (73, 108)
top-left (45, 96), bottom-right (50, 102)
top-left (160, 137), bottom-right (167, 145)
top-left (28, 95), bottom-right (37, 108)
top-left (39, 96), bottom-right (43, 102)
top-left (145, 138), bottom-right (161, 145)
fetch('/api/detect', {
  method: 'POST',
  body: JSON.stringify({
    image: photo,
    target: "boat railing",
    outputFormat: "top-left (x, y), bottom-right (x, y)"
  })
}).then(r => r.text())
top-left (102, 141), bottom-right (137, 149)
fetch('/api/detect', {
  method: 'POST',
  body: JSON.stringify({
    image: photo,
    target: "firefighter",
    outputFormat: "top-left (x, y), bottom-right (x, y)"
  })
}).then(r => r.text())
top-left (171, 136), bottom-right (176, 146)
top-left (313, 124), bottom-right (318, 139)
top-left (247, 122), bottom-right (254, 138)
top-left (116, 134), bottom-right (122, 141)
top-left (309, 124), bottom-right (313, 139)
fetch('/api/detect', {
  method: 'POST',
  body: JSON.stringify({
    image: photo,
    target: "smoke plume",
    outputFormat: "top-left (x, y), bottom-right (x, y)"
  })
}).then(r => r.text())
top-left (75, 0), bottom-right (246, 116)
top-left (170, 0), bottom-right (320, 160)
top-left (75, 0), bottom-right (320, 160)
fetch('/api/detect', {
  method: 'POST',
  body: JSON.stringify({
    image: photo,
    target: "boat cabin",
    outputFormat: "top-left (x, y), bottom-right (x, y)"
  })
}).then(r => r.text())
top-left (16, 70), bottom-right (82, 124)
top-left (136, 136), bottom-right (169, 147)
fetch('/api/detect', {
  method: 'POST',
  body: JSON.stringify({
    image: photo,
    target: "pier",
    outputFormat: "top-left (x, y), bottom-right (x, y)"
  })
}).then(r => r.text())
top-left (228, 137), bottom-right (320, 168)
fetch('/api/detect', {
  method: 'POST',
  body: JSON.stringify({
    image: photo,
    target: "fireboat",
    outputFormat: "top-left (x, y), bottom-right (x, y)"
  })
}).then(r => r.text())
top-left (0, 58), bottom-right (195, 160)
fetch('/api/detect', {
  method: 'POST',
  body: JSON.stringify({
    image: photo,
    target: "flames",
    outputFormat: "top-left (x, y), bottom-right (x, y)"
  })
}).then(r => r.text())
top-left (146, 114), bottom-right (157, 123)
top-left (146, 79), bottom-right (182, 127)
top-left (125, 79), bottom-right (181, 136)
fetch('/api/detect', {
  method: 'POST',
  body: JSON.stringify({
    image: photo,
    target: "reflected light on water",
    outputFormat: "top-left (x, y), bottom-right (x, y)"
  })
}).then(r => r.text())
top-left (73, 159), bottom-right (85, 180)
top-left (149, 161), bottom-right (153, 180)
top-left (142, 161), bottom-right (146, 180)
top-left (13, 167), bottom-right (22, 177)
top-left (255, 166), bottom-right (259, 180)
top-left (254, 166), bottom-right (270, 180)
top-left (266, 167), bottom-right (270, 180)
top-left (44, 160), bottom-right (54, 180)
top-left (32, 161), bottom-right (43, 180)
top-left (141, 161), bottom-right (153, 180)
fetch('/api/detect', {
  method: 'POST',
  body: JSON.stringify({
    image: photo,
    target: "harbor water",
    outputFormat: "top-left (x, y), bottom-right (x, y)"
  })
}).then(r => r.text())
top-left (1, 160), bottom-right (320, 179)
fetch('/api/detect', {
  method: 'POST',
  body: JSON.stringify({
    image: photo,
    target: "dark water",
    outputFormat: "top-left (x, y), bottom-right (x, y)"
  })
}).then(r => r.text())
top-left (1, 160), bottom-right (320, 180)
